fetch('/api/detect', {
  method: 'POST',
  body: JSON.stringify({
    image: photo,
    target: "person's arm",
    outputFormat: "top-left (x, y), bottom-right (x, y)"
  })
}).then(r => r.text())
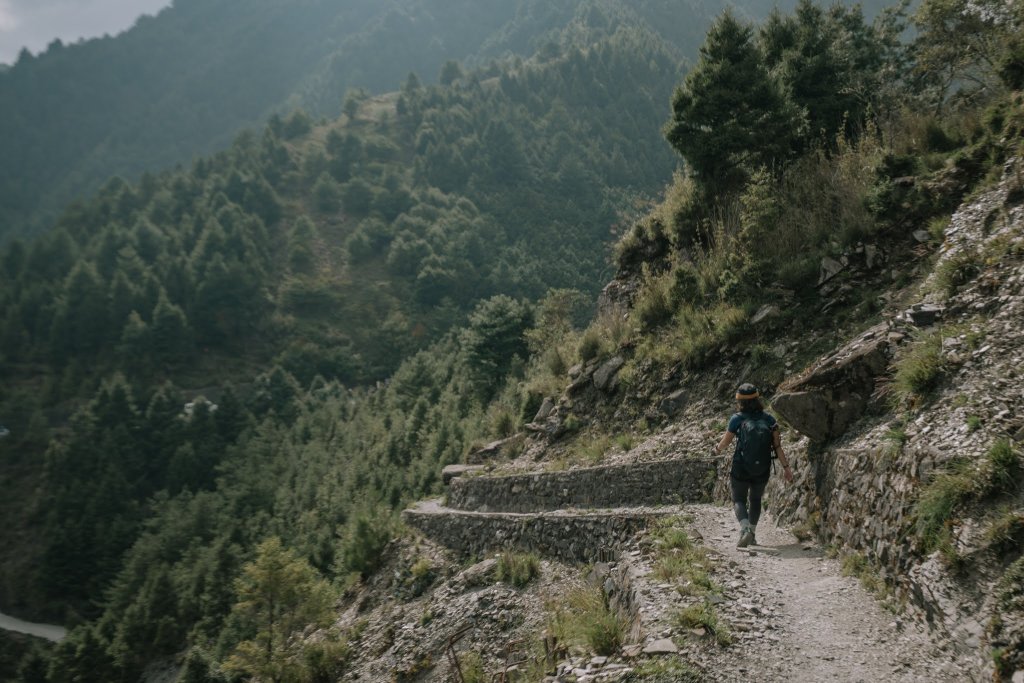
top-left (772, 429), bottom-right (793, 482)
top-left (712, 430), bottom-right (734, 456)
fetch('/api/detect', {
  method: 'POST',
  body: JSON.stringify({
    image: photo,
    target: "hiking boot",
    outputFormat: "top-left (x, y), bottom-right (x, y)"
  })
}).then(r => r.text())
top-left (737, 529), bottom-right (754, 548)
top-left (749, 532), bottom-right (758, 546)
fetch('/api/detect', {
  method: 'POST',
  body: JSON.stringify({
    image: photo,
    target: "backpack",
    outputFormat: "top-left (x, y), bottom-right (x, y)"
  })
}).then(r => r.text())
top-left (734, 414), bottom-right (775, 480)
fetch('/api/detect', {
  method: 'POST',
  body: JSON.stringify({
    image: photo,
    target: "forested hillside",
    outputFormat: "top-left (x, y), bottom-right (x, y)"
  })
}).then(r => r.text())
top-left (0, 12), bottom-right (688, 633)
top-left (0, 0), bottom-right (895, 241)
top-left (2, 0), bottom-right (1012, 680)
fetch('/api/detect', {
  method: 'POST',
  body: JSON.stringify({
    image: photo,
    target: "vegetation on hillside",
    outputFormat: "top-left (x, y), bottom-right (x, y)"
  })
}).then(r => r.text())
top-left (1, 0), bottom-right (1022, 681)
top-left (0, 0), bottom-right (784, 241)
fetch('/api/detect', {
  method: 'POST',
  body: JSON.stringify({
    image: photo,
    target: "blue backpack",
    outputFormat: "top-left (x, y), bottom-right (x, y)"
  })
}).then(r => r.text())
top-left (734, 415), bottom-right (775, 480)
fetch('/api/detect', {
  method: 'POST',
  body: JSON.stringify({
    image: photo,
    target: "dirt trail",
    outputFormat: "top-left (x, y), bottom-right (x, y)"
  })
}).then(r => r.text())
top-left (684, 505), bottom-right (978, 683)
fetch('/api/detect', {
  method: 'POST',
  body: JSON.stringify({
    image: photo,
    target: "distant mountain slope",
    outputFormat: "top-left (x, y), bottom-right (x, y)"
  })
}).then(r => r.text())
top-left (0, 0), bottom-right (892, 241)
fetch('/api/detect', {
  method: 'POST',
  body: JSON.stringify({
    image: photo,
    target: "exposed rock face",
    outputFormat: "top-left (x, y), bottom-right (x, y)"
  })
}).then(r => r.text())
top-left (446, 458), bottom-right (716, 513)
top-left (771, 159), bottom-right (1024, 672)
top-left (593, 356), bottom-right (626, 391)
top-left (772, 322), bottom-right (894, 442)
top-left (658, 389), bottom-right (688, 416)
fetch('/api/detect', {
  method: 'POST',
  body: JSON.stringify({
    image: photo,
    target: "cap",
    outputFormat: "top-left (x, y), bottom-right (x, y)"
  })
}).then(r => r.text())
top-left (735, 383), bottom-right (759, 400)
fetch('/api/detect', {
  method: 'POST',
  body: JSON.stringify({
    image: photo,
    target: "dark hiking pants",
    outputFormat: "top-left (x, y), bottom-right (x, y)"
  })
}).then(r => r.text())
top-left (731, 477), bottom-right (768, 527)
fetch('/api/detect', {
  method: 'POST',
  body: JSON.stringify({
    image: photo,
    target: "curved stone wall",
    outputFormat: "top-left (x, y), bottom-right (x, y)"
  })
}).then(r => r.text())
top-left (446, 458), bottom-right (717, 513)
top-left (402, 504), bottom-right (670, 564)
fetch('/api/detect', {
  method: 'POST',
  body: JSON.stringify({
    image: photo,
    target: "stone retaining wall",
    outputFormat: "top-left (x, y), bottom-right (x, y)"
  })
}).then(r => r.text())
top-left (402, 506), bottom-right (668, 564)
top-left (447, 458), bottom-right (717, 513)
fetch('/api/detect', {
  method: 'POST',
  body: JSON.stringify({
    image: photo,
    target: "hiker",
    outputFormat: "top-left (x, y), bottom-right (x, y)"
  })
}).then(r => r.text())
top-left (711, 383), bottom-right (793, 547)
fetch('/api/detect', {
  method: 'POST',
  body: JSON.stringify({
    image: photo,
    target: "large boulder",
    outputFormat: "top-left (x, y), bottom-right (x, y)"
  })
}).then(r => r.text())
top-left (773, 323), bottom-right (895, 442)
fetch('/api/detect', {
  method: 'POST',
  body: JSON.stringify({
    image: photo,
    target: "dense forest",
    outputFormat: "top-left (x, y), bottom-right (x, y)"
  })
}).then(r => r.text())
top-left (0, 0), bottom-right (897, 242)
top-left (1, 0), bottom-right (1021, 680)
top-left (0, 0), bottom-right (686, 240)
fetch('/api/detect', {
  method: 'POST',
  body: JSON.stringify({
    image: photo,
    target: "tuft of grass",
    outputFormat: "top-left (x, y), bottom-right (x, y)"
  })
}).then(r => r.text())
top-left (983, 439), bottom-right (1021, 496)
top-left (966, 415), bottom-right (982, 431)
top-left (548, 586), bottom-right (625, 656)
top-left (840, 552), bottom-right (888, 597)
top-left (495, 551), bottom-right (541, 588)
top-left (614, 433), bottom-right (635, 452)
top-left (914, 440), bottom-right (1021, 561)
top-left (881, 424), bottom-right (908, 461)
top-left (624, 659), bottom-right (703, 682)
top-left (983, 509), bottom-right (1024, 558)
top-left (634, 266), bottom-right (677, 330)
top-left (933, 249), bottom-right (981, 298)
top-left (913, 457), bottom-right (974, 559)
top-left (577, 327), bottom-right (604, 361)
top-left (576, 434), bottom-right (612, 465)
top-left (676, 602), bottom-right (732, 646)
top-left (892, 330), bottom-right (946, 403)
top-left (927, 215), bottom-right (950, 241)
top-left (791, 512), bottom-right (820, 541)
top-left (648, 521), bottom-right (719, 595)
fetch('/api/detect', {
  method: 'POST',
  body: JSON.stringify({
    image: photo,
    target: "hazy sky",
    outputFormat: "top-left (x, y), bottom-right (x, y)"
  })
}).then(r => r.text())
top-left (0, 0), bottom-right (170, 64)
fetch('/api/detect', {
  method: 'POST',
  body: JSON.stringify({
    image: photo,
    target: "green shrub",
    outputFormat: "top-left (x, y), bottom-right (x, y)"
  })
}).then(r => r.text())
top-left (495, 552), bottom-right (541, 588)
top-left (303, 637), bottom-right (351, 682)
top-left (967, 415), bottom-right (982, 432)
top-left (412, 558), bottom-right (432, 578)
top-left (634, 270), bottom-right (675, 330)
top-left (458, 651), bottom-right (486, 683)
top-left (892, 331), bottom-right (945, 402)
top-left (577, 327), bottom-right (603, 361)
top-left (676, 602), bottom-right (732, 646)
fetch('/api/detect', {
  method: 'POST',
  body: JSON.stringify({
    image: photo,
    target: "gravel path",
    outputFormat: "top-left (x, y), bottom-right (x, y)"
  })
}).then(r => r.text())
top-left (684, 505), bottom-right (978, 683)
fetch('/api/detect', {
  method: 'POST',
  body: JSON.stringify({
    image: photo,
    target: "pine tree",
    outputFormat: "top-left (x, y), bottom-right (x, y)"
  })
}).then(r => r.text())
top-left (222, 538), bottom-right (334, 683)
top-left (665, 10), bottom-right (803, 196)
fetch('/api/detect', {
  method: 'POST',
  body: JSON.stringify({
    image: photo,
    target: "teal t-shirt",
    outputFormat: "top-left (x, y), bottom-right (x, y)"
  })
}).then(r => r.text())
top-left (729, 411), bottom-right (778, 481)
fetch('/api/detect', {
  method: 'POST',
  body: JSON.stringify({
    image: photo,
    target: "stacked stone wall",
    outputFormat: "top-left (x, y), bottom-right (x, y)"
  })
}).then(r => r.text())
top-left (402, 507), bottom-right (669, 564)
top-left (447, 458), bottom-right (716, 513)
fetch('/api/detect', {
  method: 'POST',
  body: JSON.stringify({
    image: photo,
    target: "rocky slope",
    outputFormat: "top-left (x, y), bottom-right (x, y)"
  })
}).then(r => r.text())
top-left (312, 160), bottom-right (1024, 682)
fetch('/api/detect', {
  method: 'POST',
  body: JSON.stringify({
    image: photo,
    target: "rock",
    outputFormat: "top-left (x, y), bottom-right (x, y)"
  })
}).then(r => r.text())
top-left (903, 303), bottom-right (945, 327)
top-left (457, 557), bottom-right (498, 586)
top-left (658, 389), bottom-right (688, 416)
top-left (818, 256), bottom-right (845, 285)
top-left (534, 397), bottom-right (556, 422)
top-left (865, 244), bottom-right (879, 269)
top-left (593, 356), bottom-right (626, 391)
top-left (442, 464), bottom-right (486, 485)
top-left (468, 438), bottom-right (516, 462)
top-left (1012, 670), bottom-right (1024, 683)
top-left (642, 638), bottom-right (678, 655)
top-left (621, 644), bottom-right (643, 659)
top-left (751, 304), bottom-right (780, 325)
top-left (772, 322), bottom-right (891, 442)
top-left (568, 363), bottom-right (583, 379)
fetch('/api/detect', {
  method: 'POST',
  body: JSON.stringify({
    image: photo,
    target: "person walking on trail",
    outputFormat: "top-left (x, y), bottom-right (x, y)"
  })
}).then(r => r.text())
top-left (711, 383), bottom-right (793, 548)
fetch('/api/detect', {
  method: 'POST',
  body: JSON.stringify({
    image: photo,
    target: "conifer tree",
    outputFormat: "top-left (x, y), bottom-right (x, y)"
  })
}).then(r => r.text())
top-left (223, 537), bottom-right (334, 683)
top-left (665, 10), bottom-right (802, 196)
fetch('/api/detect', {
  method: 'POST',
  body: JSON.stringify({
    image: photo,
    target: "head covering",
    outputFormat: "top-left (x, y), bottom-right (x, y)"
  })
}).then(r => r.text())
top-left (735, 383), bottom-right (759, 400)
